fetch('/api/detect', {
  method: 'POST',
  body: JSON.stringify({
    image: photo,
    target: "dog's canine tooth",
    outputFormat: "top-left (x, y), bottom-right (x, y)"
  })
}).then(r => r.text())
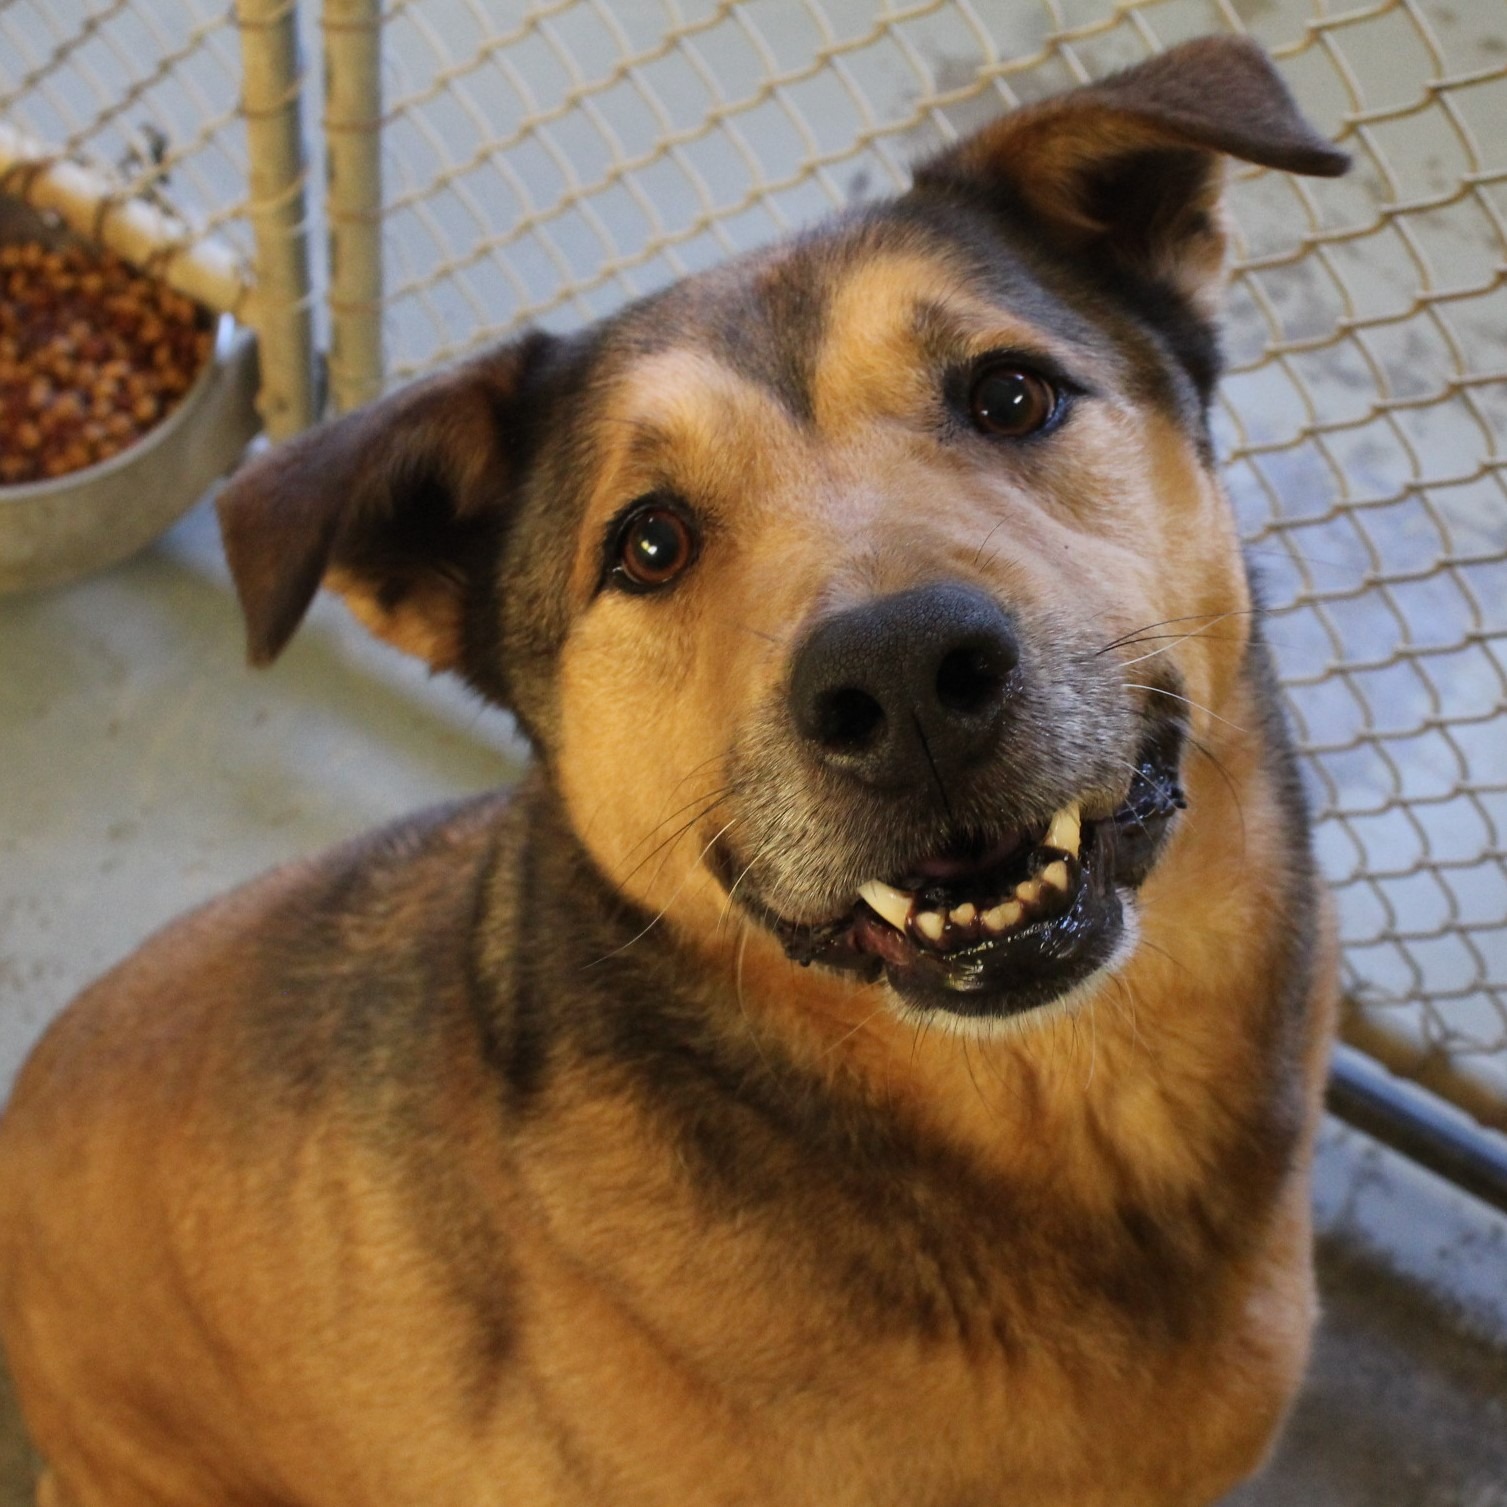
top-left (951, 902), bottom-right (976, 926)
top-left (915, 911), bottom-right (946, 943)
top-left (1039, 860), bottom-right (1070, 893)
top-left (858, 879), bottom-right (913, 933)
top-left (1046, 802), bottom-right (1082, 857)
top-left (982, 900), bottom-right (1023, 933)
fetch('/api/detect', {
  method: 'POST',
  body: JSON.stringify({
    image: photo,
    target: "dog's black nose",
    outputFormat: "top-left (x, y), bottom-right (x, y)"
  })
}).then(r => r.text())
top-left (789, 583), bottom-right (1020, 790)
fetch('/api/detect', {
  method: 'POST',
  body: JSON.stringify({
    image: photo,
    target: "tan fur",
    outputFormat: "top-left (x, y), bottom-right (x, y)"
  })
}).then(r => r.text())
top-left (325, 563), bottom-right (466, 669)
top-left (0, 39), bottom-right (1344, 1507)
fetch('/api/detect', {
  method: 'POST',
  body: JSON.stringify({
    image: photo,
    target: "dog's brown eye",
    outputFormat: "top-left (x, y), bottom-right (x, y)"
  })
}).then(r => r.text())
top-left (617, 505), bottom-right (695, 591)
top-left (968, 366), bottom-right (1058, 439)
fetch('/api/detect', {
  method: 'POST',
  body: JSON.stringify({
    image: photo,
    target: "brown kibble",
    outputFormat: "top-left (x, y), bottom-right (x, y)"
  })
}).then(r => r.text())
top-left (0, 237), bottom-right (211, 486)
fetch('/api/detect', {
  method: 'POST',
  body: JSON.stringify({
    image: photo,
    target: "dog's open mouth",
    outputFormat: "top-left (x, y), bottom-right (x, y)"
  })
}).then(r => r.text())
top-left (767, 725), bottom-right (1186, 1019)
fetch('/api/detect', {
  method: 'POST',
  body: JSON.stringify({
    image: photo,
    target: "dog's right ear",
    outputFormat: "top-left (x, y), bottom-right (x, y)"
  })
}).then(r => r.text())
top-left (217, 332), bottom-right (552, 670)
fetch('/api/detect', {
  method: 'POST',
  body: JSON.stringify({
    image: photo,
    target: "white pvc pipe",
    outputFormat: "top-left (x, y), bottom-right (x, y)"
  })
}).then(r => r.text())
top-left (0, 122), bottom-right (252, 322)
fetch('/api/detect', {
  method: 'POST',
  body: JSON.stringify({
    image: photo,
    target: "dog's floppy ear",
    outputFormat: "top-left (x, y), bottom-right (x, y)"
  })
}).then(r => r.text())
top-left (217, 332), bottom-right (551, 670)
top-left (916, 37), bottom-right (1348, 313)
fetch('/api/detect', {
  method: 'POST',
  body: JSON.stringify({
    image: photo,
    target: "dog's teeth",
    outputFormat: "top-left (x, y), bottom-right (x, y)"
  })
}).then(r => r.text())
top-left (1039, 860), bottom-right (1070, 893)
top-left (915, 910), bottom-right (945, 943)
top-left (1015, 877), bottom-right (1042, 905)
top-left (858, 879), bottom-right (913, 933)
top-left (1046, 801), bottom-right (1082, 857)
top-left (951, 902), bottom-right (976, 926)
top-left (983, 900), bottom-right (1023, 933)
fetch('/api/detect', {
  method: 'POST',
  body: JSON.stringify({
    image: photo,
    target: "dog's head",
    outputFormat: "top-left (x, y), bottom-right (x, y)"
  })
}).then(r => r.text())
top-left (219, 38), bottom-right (1345, 1026)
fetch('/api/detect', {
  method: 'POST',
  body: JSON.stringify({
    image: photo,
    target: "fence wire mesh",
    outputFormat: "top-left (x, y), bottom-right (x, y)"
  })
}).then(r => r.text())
top-left (371, 0), bottom-right (1507, 1128)
top-left (0, 0), bottom-right (253, 269)
top-left (0, 0), bottom-right (317, 434)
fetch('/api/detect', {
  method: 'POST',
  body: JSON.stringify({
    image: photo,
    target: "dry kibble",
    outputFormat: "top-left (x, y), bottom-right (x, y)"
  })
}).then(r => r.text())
top-left (0, 239), bottom-right (212, 486)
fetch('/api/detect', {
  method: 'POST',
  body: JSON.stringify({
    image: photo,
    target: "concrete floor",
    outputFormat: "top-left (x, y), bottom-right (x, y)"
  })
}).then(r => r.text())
top-left (1, 499), bottom-right (1505, 1503)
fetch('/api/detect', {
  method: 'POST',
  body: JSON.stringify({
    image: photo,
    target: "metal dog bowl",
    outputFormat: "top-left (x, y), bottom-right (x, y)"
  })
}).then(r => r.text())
top-left (0, 196), bottom-right (261, 595)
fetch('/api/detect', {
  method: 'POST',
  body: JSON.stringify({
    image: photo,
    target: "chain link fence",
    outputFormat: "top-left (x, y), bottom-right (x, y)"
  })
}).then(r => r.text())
top-left (0, 0), bottom-right (316, 435)
top-left (365, 0), bottom-right (1507, 1137)
top-left (2, 0), bottom-right (1504, 1139)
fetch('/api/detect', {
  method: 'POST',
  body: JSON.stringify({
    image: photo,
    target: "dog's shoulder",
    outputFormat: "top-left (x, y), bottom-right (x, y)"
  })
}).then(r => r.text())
top-left (2, 788), bottom-right (527, 1150)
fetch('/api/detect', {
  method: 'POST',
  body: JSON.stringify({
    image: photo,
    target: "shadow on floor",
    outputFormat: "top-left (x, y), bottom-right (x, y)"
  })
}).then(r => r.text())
top-left (1225, 1237), bottom-right (1507, 1506)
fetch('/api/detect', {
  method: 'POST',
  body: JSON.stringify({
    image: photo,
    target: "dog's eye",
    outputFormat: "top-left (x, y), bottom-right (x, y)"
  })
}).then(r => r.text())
top-left (614, 502), bottom-right (696, 592)
top-left (967, 365), bottom-right (1058, 439)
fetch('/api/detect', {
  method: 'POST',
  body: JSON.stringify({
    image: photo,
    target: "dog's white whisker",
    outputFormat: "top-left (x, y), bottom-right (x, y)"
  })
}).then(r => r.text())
top-left (1110, 610), bottom-right (1246, 669)
top-left (1092, 607), bottom-right (1265, 658)
top-left (587, 817), bottom-right (739, 967)
top-left (1121, 682), bottom-right (1248, 735)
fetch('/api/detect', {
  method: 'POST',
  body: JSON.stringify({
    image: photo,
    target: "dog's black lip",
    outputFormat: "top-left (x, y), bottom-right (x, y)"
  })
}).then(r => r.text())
top-left (723, 718), bottom-right (1187, 1016)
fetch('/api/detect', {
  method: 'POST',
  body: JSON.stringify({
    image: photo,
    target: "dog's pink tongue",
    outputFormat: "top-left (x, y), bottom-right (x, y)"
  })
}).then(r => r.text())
top-left (910, 830), bottom-right (1026, 883)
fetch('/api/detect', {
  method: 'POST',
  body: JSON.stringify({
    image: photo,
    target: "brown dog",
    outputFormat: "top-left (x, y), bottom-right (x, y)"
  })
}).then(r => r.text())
top-left (0, 37), bottom-right (1346, 1507)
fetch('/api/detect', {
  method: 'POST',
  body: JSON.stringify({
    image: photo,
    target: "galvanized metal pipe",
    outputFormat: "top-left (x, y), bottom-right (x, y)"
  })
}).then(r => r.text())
top-left (1329, 1044), bottom-right (1507, 1219)
top-left (235, 0), bottom-right (317, 438)
top-left (323, 0), bottom-right (384, 412)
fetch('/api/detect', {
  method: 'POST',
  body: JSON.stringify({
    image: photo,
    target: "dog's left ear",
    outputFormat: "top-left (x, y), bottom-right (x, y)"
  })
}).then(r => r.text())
top-left (916, 36), bottom-right (1348, 314)
top-left (217, 332), bottom-right (553, 672)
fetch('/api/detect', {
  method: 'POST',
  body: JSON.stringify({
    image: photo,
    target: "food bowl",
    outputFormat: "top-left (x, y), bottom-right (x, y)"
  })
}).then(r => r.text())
top-left (0, 195), bottom-right (261, 595)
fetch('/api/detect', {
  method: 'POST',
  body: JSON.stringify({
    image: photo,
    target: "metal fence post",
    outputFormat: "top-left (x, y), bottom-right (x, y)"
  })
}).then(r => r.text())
top-left (235, 0), bottom-right (317, 439)
top-left (323, 0), bottom-right (384, 412)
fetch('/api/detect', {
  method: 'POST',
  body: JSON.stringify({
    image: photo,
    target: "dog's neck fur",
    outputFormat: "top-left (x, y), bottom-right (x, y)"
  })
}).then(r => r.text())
top-left (484, 627), bottom-right (1320, 1297)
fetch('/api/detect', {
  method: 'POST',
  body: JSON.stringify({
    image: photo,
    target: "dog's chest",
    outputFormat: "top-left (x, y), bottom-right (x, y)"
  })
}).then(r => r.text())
top-left (499, 1089), bottom-right (1303, 1507)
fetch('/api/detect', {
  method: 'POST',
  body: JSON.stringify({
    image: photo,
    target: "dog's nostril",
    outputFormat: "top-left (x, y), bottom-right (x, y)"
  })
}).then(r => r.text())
top-left (936, 645), bottom-right (1007, 717)
top-left (813, 686), bottom-right (885, 750)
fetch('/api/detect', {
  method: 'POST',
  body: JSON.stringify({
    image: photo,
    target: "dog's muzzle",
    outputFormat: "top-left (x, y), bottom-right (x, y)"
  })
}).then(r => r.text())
top-left (771, 728), bottom-right (1185, 1019)
top-left (726, 583), bottom-right (1187, 1020)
